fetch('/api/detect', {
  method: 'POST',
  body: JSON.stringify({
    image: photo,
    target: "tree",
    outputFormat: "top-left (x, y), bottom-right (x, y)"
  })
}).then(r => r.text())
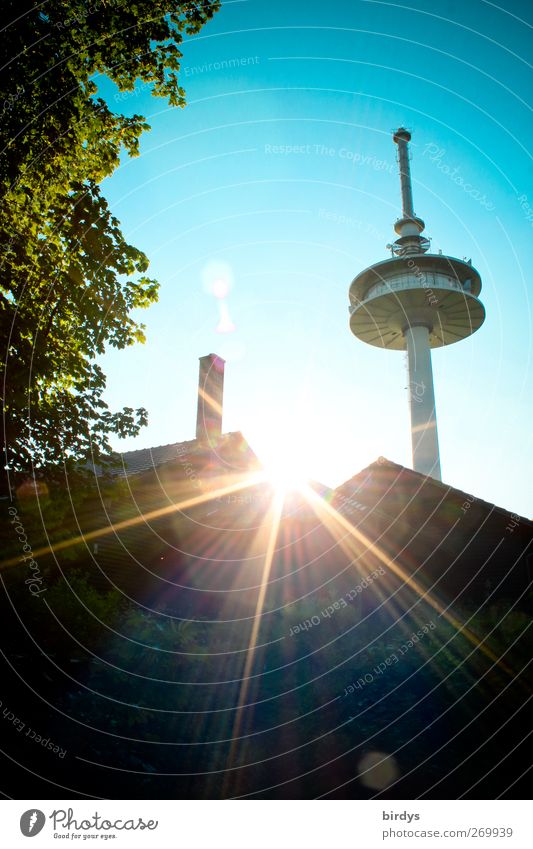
top-left (0, 0), bottom-right (220, 493)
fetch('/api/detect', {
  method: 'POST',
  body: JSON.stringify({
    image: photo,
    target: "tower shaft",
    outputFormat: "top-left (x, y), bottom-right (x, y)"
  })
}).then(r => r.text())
top-left (395, 133), bottom-right (415, 218)
top-left (404, 325), bottom-right (441, 480)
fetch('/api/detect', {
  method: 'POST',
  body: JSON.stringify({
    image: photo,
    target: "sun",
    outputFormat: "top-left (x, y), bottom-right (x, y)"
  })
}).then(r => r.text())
top-left (259, 441), bottom-right (311, 493)
top-left (264, 460), bottom-right (309, 494)
top-left (245, 419), bottom-right (315, 494)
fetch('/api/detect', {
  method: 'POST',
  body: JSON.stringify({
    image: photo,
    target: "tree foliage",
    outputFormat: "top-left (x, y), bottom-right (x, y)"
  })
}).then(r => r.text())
top-left (0, 0), bottom-right (219, 488)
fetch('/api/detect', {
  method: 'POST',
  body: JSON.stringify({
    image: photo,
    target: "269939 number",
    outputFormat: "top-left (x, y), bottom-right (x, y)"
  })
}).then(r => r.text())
top-left (470, 828), bottom-right (513, 838)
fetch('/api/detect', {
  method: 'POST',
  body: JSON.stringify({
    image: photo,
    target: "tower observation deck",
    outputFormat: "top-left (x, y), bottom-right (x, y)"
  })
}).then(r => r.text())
top-left (349, 129), bottom-right (485, 480)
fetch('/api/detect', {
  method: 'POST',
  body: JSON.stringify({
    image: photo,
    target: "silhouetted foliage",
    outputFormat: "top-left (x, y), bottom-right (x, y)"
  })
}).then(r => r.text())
top-left (0, 1), bottom-right (220, 487)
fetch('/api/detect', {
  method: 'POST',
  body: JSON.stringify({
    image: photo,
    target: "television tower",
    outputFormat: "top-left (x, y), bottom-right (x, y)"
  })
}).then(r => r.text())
top-left (349, 129), bottom-right (485, 480)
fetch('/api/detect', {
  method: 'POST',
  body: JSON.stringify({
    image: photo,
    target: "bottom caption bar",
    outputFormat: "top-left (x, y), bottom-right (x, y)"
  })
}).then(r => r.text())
top-left (0, 800), bottom-right (529, 847)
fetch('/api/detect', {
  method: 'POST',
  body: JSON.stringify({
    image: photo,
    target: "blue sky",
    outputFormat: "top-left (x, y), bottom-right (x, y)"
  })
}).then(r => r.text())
top-left (96, 0), bottom-right (532, 517)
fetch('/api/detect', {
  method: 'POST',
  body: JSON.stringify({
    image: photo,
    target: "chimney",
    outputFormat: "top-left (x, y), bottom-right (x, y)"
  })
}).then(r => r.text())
top-left (196, 353), bottom-right (225, 445)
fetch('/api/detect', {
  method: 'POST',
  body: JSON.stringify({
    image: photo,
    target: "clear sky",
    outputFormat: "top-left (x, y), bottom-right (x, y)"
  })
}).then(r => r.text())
top-left (95, 0), bottom-right (532, 517)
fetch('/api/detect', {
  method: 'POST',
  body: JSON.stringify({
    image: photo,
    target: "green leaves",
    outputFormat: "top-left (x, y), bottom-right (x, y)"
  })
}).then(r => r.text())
top-left (1, 1), bottom-right (220, 483)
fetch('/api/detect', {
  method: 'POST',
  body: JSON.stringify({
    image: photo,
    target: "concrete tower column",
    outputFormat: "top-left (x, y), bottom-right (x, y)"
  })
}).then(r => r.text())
top-left (404, 324), bottom-right (441, 480)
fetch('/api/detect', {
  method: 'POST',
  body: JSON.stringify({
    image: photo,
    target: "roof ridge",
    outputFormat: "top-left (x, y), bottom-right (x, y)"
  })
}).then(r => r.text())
top-left (118, 430), bottom-right (247, 459)
top-left (335, 457), bottom-right (532, 526)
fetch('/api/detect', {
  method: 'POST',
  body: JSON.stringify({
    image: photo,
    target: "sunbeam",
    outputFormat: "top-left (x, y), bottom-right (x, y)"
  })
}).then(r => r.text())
top-left (1, 470), bottom-right (265, 570)
top-left (223, 489), bottom-right (285, 790)
top-left (301, 485), bottom-right (523, 684)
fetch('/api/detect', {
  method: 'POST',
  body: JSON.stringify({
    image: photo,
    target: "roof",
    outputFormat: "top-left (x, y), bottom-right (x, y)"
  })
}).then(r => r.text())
top-left (336, 456), bottom-right (532, 527)
top-left (118, 437), bottom-right (198, 476)
top-left (69, 448), bottom-right (532, 607)
top-left (92, 431), bottom-right (261, 478)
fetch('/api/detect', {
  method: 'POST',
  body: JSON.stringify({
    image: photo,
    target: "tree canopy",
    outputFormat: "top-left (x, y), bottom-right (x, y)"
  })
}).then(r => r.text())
top-left (0, 0), bottom-right (219, 492)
